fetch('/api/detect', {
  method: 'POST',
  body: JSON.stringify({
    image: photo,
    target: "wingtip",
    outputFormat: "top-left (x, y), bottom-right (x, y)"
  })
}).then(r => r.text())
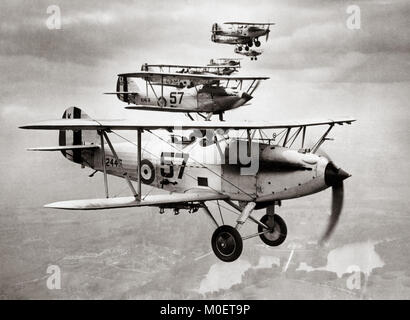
top-left (44, 201), bottom-right (68, 209)
top-left (44, 202), bottom-right (57, 209)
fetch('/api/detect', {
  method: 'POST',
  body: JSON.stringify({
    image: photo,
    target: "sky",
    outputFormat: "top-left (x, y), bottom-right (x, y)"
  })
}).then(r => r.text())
top-left (1, 1), bottom-right (410, 300)
top-left (0, 0), bottom-right (409, 206)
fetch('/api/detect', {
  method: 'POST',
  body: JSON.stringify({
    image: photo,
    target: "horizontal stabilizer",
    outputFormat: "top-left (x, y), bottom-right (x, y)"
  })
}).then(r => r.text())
top-left (44, 191), bottom-right (229, 210)
top-left (27, 145), bottom-right (99, 151)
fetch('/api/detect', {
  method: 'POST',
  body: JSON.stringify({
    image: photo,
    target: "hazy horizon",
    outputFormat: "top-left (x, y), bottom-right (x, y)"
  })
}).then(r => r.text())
top-left (1, 0), bottom-right (409, 299)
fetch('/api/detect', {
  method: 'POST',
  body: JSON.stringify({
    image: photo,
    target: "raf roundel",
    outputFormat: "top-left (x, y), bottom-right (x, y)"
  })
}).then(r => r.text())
top-left (140, 159), bottom-right (155, 184)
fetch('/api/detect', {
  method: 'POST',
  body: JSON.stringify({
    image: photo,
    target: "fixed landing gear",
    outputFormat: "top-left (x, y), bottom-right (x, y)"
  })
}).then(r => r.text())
top-left (254, 39), bottom-right (261, 47)
top-left (245, 45), bottom-right (249, 51)
top-left (250, 56), bottom-right (258, 61)
top-left (204, 201), bottom-right (287, 262)
top-left (247, 41), bottom-right (253, 48)
top-left (212, 225), bottom-right (243, 262)
top-left (237, 46), bottom-right (243, 52)
top-left (258, 214), bottom-right (287, 246)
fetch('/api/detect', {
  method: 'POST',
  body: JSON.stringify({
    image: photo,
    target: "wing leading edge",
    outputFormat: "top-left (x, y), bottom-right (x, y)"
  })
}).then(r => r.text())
top-left (20, 117), bottom-right (356, 131)
top-left (27, 145), bottom-right (99, 151)
top-left (44, 191), bottom-right (229, 210)
top-left (118, 71), bottom-right (269, 81)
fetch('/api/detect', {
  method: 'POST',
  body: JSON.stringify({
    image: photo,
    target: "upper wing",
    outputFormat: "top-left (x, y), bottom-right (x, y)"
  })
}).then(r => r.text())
top-left (20, 118), bottom-right (356, 131)
top-left (27, 145), bottom-right (99, 151)
top-left (224, 22), bottom-right (275, 25)
top-left (145, 64), bottom-right (236, 70)
top-left (118, 71), bottom-right (269, 81)
top-left (104, 91), bottom-right (139, 95)
top-left (44, 190), bottom-right (229, 210)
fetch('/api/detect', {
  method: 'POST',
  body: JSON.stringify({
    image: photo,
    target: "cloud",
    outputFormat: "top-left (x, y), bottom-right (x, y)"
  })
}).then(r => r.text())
top-left (0, 0), bottom-right (409, 116)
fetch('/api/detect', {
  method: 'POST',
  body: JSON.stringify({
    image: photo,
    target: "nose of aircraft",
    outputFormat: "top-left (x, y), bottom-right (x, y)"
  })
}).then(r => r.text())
top-left (229, 91), bottom-right (253, 109)
top-left (240, 92), bottom-right (253, 102)
top-left (324, 162), bottom-right (351, 187)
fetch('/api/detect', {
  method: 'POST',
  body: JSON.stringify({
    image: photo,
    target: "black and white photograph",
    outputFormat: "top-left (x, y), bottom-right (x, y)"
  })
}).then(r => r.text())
top-left (1, 0), bottom-right (409, 303)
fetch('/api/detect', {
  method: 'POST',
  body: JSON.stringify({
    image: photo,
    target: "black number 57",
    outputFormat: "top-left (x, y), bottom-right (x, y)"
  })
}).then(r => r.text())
top-left (170, 92), bottom-right (184, 104)
top-left (160, 152), bottom-right (189, 179)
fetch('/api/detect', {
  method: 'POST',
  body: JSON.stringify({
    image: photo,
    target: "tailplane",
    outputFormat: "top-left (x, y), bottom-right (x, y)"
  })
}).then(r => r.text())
top-left (58, 107), bottom-right (99, 164)
top-left (115, 76), bottom-right (141, 103)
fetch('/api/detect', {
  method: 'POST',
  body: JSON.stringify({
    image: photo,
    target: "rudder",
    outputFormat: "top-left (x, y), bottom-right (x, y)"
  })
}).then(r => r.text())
top-left (59, 106), bottom-right (98, 164)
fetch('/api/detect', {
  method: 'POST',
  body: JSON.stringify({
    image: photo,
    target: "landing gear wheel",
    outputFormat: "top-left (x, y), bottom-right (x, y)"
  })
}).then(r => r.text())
top-left (245, 46), bottom-right (249, 51)
top-left (255, 57), bottom-right (258, 60)
top-left (258, 214), bottom-right (287, 246)
top-left (255, 40), bottom-right (261, 47)
top-left (238, 46), bottom-right (243, 52)
top-left (248, 41), bottom-right (253, 47)
top-left (211, 225), bottom-right (243, 262)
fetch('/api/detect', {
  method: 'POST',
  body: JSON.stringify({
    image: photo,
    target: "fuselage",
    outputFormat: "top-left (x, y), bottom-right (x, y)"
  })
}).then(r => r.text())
top-left (212, 23), bottom-right (268, 39)
top-left (234, 48), bottom-right (262, 57)
top-left (211, 34), bottom-right (250, 45)
top-left (121, 84), bottom-right (251, 113)
top-left (74, 136), bottom-right (331, 205)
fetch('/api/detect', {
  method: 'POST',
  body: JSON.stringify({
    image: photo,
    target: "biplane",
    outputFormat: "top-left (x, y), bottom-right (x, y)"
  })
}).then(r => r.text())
top-left (140, 62), bottom-right (239, 76)
top-left (208, 58), bottom-right (241, 68)
top-left (20, 106), bottom-right (355, 262)
top-left (234, 48), bottom-right (262, 60)
top-left (105, 71), bottom-right (268, 121)
top-left (211, 22), bottom-right (275, 52)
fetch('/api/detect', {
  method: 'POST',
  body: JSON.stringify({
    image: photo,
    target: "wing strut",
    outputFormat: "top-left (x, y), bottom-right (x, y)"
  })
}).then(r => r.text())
top-left (147, 80), bottom-right (162, 107)
top-left (136, 129), bottom-right (142, 201)
top-left (102, 131), bottom-right (139, 200)
top-left (312, 124), bottom-right (334, 153)
top-left (99, 131), bottom-right (109, 198)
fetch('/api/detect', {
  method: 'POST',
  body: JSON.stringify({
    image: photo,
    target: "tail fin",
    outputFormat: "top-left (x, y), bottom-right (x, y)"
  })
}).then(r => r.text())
top-left (212, 23), bottom-right (220, 33)
top-left (116, 76), bottom-right (140, 103)
top-left (59, 107), bottom-right (99, 164)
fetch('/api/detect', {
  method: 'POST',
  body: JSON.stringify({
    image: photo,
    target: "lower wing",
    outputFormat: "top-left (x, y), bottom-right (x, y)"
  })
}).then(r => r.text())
top-left (44, 190), bottom-right (229, 210)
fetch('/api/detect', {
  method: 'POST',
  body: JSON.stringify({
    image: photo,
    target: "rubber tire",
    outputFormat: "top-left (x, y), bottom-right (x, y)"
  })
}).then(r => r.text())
top-left (258, 214), bottom-right (287, 246)
top-left (255, 41), bottom-right (261, 47)
top-left (238, 46), bottom-right (243, 52)
top-left (211, 225), bottom-right (243, 262)
top-left (245, 46), bottom-right (249, 51)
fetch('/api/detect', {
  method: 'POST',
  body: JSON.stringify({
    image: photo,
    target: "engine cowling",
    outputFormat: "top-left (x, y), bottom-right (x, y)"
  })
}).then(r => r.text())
top-left (260, 145), bottom-right (319, 169)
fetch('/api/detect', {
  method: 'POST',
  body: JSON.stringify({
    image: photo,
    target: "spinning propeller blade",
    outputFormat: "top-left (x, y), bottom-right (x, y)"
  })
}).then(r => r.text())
top-left (318, 149), bottom-right (350, 244)
top-left (321, 181), bottom-right (344, 243)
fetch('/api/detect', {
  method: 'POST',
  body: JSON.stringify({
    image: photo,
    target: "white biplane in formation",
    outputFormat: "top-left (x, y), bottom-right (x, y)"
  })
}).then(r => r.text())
top-left (208, 58), bottom-right (241, 68)
top-left (211, 22), bottom-right (275, 57)
top-left (234, 48), bottom-right (262, 61)
top-left (105, 71), bottom-right (268, 121)
top-left (21, 106), bottom-right (355, 262)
